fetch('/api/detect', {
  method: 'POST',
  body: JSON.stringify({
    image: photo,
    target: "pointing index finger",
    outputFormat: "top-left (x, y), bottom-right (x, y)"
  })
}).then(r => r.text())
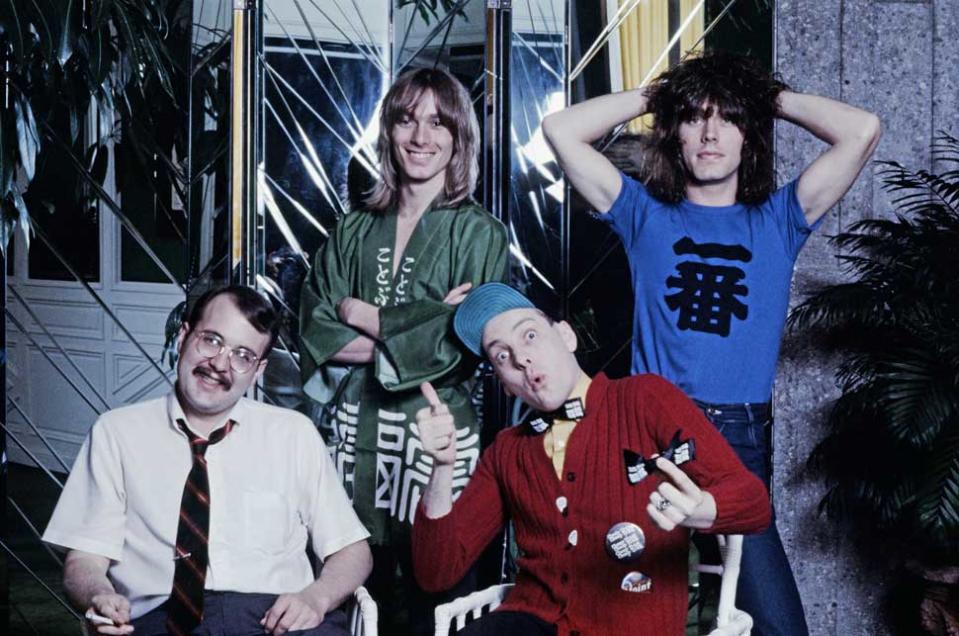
top-left (655, 456), bottom-right (698, 493)
top-left (420, 382), bottom-right (442, 409)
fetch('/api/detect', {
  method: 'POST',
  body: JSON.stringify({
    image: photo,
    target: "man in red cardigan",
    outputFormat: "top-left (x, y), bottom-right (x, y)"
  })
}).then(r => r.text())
top-left (411, 283), bottom-right (771, 636)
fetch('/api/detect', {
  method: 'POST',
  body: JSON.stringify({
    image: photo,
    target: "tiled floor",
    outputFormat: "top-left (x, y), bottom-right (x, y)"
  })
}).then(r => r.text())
top-left (5, 463), bottom-right (78, 636)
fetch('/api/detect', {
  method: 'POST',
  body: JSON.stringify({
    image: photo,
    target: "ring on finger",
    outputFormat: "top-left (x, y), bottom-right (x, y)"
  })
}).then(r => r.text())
top-left (656, 498), bottom-right (671, 512)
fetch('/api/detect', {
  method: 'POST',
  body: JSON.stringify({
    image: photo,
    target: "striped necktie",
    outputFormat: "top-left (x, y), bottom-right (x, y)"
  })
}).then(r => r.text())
top-left (166, 418), bottom-right (235, 635)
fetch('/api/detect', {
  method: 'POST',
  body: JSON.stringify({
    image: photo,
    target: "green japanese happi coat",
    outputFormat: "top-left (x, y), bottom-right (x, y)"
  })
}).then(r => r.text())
top-left (299, 202), bottom-right (508, 545)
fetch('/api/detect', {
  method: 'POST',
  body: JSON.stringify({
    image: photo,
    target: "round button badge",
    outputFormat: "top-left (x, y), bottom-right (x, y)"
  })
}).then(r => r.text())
top-left (605, 522), bottom-right (646, 562)
top-left (620, 571), bottom-right (652, 593)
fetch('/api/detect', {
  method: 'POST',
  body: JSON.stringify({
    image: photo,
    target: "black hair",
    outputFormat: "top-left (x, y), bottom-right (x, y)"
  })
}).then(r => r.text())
top-left (642, 50), bottom-right (789, 204)
top-left (185, 285), bottom-right (280, 358)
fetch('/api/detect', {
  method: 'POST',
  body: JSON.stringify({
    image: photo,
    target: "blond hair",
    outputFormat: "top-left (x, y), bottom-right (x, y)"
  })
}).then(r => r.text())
top-left (365, 67), bottom-right (480, 211)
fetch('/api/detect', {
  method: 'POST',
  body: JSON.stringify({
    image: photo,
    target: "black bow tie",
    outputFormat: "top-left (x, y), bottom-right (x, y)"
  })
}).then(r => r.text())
top-left (623, 430), bottom-right (697, 484)
top-left (525, 398), bottom-right (586, 435)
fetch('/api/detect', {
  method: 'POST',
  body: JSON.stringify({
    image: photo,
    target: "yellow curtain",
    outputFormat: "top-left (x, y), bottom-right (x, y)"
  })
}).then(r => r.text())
top-left (619, 0), bottom-right (705, 133)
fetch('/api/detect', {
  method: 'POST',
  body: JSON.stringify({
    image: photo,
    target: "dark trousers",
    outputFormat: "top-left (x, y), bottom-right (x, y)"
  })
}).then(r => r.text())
top-left (367, 544), bottom-right (478, 636)
top-left (694, 400), bottom-right (809, 636)
top-left (457, 611), bottom-right (556, 636)
top-left (131, 592), bottom-right (349, 636)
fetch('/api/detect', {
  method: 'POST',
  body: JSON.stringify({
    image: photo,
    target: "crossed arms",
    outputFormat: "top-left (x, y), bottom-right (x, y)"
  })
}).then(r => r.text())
top-left (331, 283), bottom-right (473, 363)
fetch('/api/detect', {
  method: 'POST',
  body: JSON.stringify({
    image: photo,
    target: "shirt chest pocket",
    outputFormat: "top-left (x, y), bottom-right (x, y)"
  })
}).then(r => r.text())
top-left (240, 490), bottom-right (295, 553)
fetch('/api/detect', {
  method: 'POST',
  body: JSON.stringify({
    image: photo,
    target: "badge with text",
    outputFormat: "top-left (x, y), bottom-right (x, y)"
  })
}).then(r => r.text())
top-left (620, 571), bottom-right (652, 593)
top-left (605, 522), bottom-right (646, 562)
top-left (623, 430), bottom-right (696, 485)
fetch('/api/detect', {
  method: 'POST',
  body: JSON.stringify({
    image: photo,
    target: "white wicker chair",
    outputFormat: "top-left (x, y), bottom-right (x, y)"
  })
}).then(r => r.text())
top-left (433, 582), bottom-right (514, 635)
top-left (348, 585), bottom-right (379, 636)
top-left (694, 534), bottom-right (753, 636)
top-left (433, 534), bottom-right (752, 636)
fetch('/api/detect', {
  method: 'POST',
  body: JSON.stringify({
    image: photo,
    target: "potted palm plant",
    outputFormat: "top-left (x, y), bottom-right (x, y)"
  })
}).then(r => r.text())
top-left (789, 133), bottom-right (959, 635)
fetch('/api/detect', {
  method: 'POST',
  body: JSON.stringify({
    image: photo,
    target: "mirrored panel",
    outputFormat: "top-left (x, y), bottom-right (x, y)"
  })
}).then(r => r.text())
top-left (257, 0), bottom-right (391, 413)
top-left (394, 0), bottom-right (486, 74)
top-left (261, 0), bottom-right (390, 261)
top-left (507, 0), bottom-right (566, 316)
top-left (189, 0), bottom-right (235, 286)
top-left (256, 0), bottom-right (488, 415)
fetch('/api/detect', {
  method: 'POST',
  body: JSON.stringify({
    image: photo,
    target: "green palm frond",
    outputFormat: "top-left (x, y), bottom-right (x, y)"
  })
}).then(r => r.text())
top-left (787, 281), bottom-right (889, 333)
top-left (877, 354), bottom-right (956, 447)
top-left (792, 133), bottom-right (959, 560)
top-left (916, 428), bottom-right (959, 542)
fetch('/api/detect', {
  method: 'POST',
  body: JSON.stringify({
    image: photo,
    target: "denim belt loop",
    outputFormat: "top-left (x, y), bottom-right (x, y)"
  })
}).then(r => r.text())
top-left (694, 399), bottom-right (772, 422)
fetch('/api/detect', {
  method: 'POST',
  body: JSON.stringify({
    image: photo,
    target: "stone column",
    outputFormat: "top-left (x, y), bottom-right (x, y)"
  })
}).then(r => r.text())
top-left (774, 1), bottom-right (958, 633)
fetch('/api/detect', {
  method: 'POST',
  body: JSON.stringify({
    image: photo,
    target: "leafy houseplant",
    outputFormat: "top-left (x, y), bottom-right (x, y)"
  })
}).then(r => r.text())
top-left (0, 0), bottom-right (190, 254)
top-left (789, 133), bottom-right (959, 634)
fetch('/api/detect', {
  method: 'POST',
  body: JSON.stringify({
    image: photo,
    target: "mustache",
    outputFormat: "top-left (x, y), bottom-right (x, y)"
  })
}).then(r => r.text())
top-left (193, 366), bottom-right (231, 389)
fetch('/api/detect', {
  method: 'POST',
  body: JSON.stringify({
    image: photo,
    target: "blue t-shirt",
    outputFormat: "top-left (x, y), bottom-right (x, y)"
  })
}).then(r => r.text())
top-left (600, 172), bottom-right (821, 404)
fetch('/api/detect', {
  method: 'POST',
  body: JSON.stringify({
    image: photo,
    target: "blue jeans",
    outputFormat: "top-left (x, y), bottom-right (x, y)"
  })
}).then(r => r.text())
top-left (695, 401), bottom-right (809, 636)
top-left (459, 611), bottom-right (556, 636)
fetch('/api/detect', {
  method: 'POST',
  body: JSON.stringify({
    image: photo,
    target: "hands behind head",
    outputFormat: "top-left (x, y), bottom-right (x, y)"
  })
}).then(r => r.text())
top-left (646, 456), bottom-right (715, 532)
top-left (416, 382), bottom-right (457, 467)
top-left (86, 593), bottom-right (133, 635)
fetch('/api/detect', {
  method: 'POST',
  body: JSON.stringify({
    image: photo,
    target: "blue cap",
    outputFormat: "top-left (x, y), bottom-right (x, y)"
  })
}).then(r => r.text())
top-left (454, 283), bottom-right (535, 356)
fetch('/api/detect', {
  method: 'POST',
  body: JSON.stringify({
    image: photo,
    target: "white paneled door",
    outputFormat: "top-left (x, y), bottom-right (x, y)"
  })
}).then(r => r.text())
top-left (5, 192), bottom-right (183, 470)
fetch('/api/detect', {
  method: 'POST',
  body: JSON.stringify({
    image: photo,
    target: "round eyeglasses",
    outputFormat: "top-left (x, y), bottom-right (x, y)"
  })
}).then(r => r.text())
top-left (193, 331), bottom-right (260, 374)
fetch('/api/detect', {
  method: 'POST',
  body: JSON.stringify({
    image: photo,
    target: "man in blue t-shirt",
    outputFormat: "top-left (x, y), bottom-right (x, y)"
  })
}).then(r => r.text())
top-left (542, 51), bottom-right (880, 636)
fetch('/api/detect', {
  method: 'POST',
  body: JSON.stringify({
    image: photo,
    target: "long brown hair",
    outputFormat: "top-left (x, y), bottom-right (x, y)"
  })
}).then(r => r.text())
top-left (365, 67), bottom-right (480, 211)
top-left (642, 51), bottom-right (789, 205)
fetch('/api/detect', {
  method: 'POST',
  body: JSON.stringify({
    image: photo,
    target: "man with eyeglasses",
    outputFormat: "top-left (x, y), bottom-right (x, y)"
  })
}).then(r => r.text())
top-left (43, 285), bottom-right (372, 636)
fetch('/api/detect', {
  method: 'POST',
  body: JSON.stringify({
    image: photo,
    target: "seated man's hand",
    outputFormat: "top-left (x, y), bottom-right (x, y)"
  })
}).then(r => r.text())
top-left (417, 382), bottom-right (457, 467)
top-left (87, 592), bottom-right (134, 635)
top-left (646, 456), bottom-right (717, 531)
top-left (260, 591), bottom-right (330, 636)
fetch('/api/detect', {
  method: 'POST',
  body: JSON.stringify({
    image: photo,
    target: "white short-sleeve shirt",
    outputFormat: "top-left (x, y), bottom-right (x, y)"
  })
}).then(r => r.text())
top-left (43, 393), bottom-right (370, 619)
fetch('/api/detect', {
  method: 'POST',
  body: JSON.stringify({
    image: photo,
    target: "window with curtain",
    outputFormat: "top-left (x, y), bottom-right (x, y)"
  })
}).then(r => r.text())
top-left (617, 0), bottom-right (705, 133)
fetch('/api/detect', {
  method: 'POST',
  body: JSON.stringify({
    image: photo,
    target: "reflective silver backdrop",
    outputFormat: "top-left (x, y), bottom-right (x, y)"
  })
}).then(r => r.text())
top-left (4, 2), bottom-right (772, 629)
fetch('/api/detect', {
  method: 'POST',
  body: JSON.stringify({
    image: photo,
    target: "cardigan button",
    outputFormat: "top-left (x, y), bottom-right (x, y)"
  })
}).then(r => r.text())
top-left (555, 496), bottom-right (568, 514)
top-left (566, 471), bottom-right (575, 482)
top-left (567, 530), bottom-right (578, 546)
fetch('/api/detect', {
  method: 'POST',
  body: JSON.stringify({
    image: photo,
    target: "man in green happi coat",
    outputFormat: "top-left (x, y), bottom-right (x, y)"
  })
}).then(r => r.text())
top-left (299, 67), bottom-right (508, 635)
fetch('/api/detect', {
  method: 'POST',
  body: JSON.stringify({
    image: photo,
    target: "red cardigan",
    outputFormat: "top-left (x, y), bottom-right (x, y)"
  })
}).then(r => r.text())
top-left (412, 373), bottom-right (770, 636)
